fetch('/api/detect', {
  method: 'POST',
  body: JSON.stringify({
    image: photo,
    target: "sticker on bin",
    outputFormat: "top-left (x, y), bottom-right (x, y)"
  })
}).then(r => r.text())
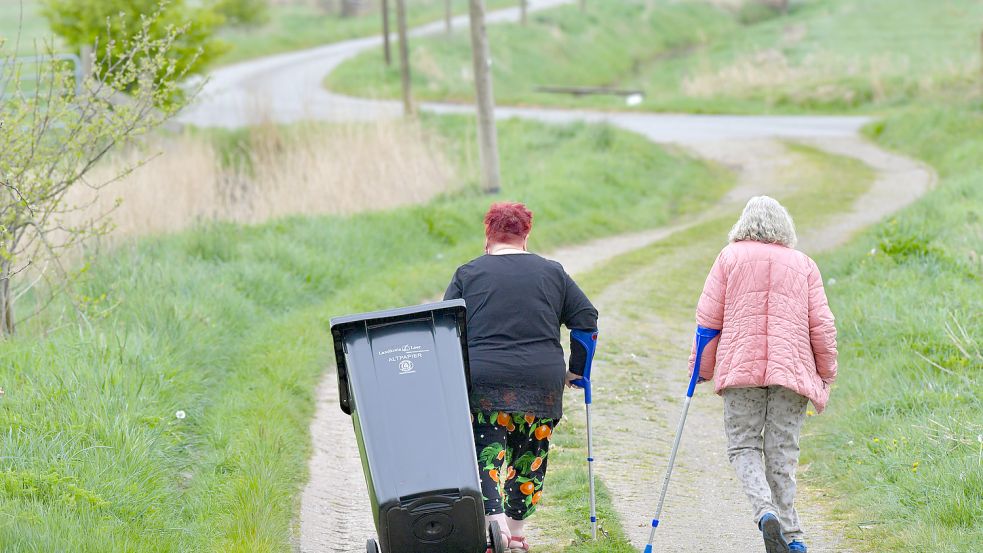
top-left (378, 344), bottom-right (430, 375)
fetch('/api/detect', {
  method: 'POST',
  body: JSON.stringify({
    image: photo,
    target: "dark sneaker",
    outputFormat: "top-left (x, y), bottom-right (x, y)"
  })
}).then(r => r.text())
top-left (758, 513), bottom-right (790, 553)
top-left (788, 540), bottom-right (808, 552)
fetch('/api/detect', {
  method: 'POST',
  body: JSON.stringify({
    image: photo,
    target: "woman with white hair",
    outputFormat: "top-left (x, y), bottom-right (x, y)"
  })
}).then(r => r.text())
top-left (689, 196), bottom-right (838, 553)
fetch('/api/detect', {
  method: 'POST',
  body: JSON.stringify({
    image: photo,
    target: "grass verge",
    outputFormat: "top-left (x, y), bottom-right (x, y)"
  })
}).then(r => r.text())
top-left (0, 115), bottom-right (728, 551)
top-left (801, 105), bottom-right (983, 552)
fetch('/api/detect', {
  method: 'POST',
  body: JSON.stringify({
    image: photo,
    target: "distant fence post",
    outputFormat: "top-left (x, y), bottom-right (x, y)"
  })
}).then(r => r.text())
top-left (445, 0), bottom-right (452, 33)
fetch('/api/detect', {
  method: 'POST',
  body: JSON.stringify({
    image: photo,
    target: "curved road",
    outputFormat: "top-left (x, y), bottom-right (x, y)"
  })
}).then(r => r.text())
top-left (177, 3), bottom-right (934, 551)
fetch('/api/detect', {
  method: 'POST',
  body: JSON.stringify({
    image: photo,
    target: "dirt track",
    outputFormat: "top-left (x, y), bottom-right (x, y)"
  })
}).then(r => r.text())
top-left (296, 137), bottom-right (933, 553)
top-left (528, 138), bottom-right (933, 552)
top-left (173, 4), bottom-right (934, 551)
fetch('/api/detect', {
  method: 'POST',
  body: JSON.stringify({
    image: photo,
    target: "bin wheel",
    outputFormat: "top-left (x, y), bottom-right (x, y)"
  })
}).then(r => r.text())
top-left (488, 520), bottom-right (506, 553)
top-left (366, 538), bottom-right (379, 553)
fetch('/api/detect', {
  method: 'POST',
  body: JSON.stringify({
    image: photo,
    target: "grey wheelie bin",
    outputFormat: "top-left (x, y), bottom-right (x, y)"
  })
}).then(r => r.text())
top-left (330, 299), bottom-right (506, 553)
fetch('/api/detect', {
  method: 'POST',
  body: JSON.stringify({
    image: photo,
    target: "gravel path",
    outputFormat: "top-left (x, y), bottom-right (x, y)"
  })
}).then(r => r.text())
top-left (180, 5), bottom-right (933, 551)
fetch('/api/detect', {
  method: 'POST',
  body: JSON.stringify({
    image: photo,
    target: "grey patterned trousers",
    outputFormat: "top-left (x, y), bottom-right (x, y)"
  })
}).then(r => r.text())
top-left (722, 385), bottom-right (809, 541)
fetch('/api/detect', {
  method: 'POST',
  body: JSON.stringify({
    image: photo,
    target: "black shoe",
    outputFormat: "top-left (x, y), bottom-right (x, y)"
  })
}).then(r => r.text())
top-left (759, 513), bottom-right (790, 553)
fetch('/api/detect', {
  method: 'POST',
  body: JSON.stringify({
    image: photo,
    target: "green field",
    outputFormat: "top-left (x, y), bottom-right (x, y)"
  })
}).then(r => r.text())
top-left (0, 116), bottom-right (729, 551)
top-left (327, 0), bottom-right (983, 114)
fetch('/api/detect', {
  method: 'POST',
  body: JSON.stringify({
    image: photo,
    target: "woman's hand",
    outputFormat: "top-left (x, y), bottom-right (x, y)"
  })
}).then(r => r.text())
top-left (565, 370), bottom-right (582, 389)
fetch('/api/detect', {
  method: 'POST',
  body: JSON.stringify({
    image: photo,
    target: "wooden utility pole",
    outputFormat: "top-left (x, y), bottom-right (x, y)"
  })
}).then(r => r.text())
top-left (381, 0), bottom-right (391, 66)
top-left (396, 0), bottom-right (413, 115)
top-left (445, 0), bottom-right (453, 33)
top-left (468, 0), bottom-right (501, 193)
top-left (520, 0), bottom-right (527, 26)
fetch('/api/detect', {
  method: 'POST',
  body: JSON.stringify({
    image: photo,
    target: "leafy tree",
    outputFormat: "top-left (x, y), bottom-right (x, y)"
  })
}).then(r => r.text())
top-left (0, 11), bottom-right (193, 336)
top-left (40, 0), bottom-right (227, 105)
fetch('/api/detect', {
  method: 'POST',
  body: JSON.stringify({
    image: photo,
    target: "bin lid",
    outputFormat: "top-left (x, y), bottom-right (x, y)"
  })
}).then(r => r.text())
top-left (329, 299), bottom-right (466, 331)
top-left (329, 299), bottom-right (469, 415)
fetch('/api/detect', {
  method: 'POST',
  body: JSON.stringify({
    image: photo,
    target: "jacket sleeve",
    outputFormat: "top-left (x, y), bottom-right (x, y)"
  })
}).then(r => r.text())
top-left (688, 250), bottom-right (727, 380)
top-left (807, 261), bottom-right (838, 384)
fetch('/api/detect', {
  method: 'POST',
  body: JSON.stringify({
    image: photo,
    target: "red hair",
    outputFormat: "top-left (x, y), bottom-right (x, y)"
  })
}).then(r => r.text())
top-left (484, 202), bottom-right (533, 244)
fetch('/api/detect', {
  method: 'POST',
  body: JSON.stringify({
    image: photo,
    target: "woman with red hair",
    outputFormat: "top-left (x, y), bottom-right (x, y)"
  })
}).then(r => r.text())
top-left (445, 202), bottom-right (598, 552)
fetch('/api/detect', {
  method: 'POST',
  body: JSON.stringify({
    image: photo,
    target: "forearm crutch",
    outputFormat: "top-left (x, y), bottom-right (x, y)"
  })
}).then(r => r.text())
top-left (643, 325), bottom-right (720, 553)
top-left (570, 329), bottom-right (599, 540)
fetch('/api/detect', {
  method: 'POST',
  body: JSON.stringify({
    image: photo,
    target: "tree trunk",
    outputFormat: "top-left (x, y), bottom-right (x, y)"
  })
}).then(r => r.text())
top-left (468, 0), bottom-right (501, 194)
top-left (520, 0), bottom-right (527, 25)
top-left (0, 263), bottom-right (14, 336)
top-left (445, 0), bottom-right (453, 33)
top-left (382, 0), bottom-right (392, 66)
top-left (396, 0), bottom-right (414, 116)
top-left (579, 0), bottom-right (585, 12)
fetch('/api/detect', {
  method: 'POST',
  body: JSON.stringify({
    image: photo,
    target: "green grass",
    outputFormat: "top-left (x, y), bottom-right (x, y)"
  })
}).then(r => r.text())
top-left (0, 116), bottom-right (729, 551)
top-left (800, 103), bottom-right (983, 552)
top-left (327, 0), bottom-right (983, 114)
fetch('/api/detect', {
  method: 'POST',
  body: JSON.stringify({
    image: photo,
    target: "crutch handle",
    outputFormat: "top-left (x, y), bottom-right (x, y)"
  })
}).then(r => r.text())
top-left (571, 378), bottom-right (591, 404)
top-left (686, 326), bottom-right (720, 398)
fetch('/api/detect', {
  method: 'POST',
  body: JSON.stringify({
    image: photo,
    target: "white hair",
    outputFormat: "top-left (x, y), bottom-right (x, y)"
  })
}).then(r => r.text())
top-left (728, 196), bottom-right (798, 247)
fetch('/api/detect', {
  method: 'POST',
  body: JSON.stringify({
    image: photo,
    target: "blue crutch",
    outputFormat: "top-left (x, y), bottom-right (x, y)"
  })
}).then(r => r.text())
top-left (643, 326), bottom-right (721, 553)
top-left (569, 329), bottom-right (599, 540)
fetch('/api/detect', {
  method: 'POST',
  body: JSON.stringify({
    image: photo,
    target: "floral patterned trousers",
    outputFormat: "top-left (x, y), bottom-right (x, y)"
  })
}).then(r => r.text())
top-left (472, 411), bottom-right (558, 520)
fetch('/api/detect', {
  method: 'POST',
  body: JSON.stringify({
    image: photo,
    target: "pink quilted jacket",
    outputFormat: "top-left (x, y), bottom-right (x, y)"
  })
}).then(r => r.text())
top-left (689, 240), bottom-right (838, 412)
